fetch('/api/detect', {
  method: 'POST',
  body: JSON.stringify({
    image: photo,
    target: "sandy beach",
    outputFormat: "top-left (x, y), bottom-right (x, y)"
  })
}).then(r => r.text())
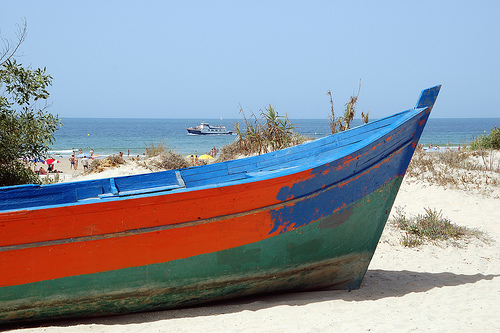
top-left (34, 158), bottom-right (84, 182)
top-left (9, 152), bottom-right (500, 332)
top-left (36, 156), bottom-right (153, 183)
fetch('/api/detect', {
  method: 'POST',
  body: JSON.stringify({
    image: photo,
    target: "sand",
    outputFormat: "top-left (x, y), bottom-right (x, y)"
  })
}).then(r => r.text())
top-left (36, 157), bottom-right (153, 183)
top-left (35, 158), bottom-right (84, 182)
top-left (9, 154), bottom-right (500, 332)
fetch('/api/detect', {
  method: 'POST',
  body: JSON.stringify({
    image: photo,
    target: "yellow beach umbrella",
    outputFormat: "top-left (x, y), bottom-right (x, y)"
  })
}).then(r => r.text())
top-left (198, 154), bottom-right (214, 160)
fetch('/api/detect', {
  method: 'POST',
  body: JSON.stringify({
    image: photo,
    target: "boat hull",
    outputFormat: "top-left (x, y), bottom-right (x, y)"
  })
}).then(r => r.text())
top-left (0, 177), bottom-right (402, 323)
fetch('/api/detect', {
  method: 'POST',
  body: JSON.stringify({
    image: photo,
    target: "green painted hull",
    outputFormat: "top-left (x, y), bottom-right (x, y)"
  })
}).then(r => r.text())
top-left (0, 177), bottom-right (401, 324)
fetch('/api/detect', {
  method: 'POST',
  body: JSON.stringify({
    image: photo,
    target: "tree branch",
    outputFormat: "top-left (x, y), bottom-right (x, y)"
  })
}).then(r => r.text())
top-left (0, 18), bottom-right (27, 67)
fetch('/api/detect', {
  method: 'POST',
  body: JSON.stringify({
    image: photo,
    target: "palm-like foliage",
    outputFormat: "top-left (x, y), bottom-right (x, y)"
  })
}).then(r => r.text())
top-left (220, 105), bottom-right (308, 161)
top-left (328, 80), bottom-right (366, 133)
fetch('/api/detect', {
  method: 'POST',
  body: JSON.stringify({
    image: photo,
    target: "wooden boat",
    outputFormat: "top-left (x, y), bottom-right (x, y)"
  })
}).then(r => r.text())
top-left (0, 85), bottom-right (441, 324)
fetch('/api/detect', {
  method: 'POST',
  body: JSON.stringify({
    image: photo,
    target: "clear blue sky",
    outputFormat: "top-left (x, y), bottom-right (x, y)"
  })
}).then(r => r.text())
top-left (1, 1), bottom-right (499, 119)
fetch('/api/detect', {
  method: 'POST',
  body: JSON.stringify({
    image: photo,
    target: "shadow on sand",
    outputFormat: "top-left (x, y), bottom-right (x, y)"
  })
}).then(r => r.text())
top-left (5, 270), bottom-right (498, 331)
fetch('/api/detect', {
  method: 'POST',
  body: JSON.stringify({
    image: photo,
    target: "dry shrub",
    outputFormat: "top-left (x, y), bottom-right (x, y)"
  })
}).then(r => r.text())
top-left (436, 149), bottom-right (471, 166)
top-left (327, 80), bottom-right (366, 134)
top-left (217, 141), bottom-right (242, 162)
top-left (406, 147), bottom-right (500, 196)
top-left (85, 155), bottom-right (125, 174)
top-left (145, 151), bottom-right (190, 170)
top-left (406, 148), bottom-right (435, 176)
top-left (145, 139), bottom-right (168, 158)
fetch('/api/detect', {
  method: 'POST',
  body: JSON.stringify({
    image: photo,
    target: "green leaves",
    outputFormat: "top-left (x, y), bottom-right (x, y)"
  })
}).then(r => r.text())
top-left (392, 206), bottom-right (482, 247)
top-left (232, 105), bottom-right (304, 157)
top-left (470, 126), bottom-right (500, 150)
top-left (0, 59), bottom-right (53, 105)
top-left (1, 52), bottom-right (60, 186)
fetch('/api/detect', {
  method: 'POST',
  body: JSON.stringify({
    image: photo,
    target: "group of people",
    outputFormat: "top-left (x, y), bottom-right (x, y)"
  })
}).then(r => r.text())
top-left (37, 165), bottom-right (62, 175)
top-left (209, 146), bottom-right (219, 158)
top-left (423, 143), bottom-right (465, 152)
top-left (68, 147), bottom-right (94, 171)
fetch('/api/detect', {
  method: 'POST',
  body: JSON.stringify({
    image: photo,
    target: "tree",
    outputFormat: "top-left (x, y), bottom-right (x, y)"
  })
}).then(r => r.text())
top-left (0, 20), bottom-right (61, 186)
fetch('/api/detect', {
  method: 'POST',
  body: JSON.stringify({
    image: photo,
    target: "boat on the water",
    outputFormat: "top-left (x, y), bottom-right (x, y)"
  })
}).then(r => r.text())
top-left (0, 86), bottom-right (441, 324)
top-left (187, 122), bottom-right (233, 135)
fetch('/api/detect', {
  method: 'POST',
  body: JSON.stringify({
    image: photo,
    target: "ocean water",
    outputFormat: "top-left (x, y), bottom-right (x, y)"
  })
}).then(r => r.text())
top-left (50, 118), bottom-right (500, 158)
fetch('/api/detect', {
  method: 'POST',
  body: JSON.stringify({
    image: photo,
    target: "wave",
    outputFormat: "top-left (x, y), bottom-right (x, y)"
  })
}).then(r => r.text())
top-left (49, 149), bottom-right (75, 156)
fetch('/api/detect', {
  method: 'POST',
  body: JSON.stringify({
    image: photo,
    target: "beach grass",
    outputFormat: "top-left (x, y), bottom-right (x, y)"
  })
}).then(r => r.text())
top-left (406, 147), bottom-right (500, 195)
top-left (391, 206), bottom-right (484, 247)
top-left (218, 105), bottom-right (311, 161)
top-left (327, 80), bottom-right (367, 134)
top-left (145, 139), bottom-right (169, 158)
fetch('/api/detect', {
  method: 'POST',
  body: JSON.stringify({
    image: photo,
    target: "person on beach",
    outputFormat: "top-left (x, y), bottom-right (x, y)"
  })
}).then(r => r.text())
top-left (38, 166), bottom-right (47, 175)
top-left (210, 146), bottom-right (219, 157)
top-left (189, 154), bottom-right (198, 165)
top-left (90, 148), bottom-right (94, 156)
top-left (81, 156), bottom-right (89, 171)
top-left (69, 154), bottom-right (76, 170)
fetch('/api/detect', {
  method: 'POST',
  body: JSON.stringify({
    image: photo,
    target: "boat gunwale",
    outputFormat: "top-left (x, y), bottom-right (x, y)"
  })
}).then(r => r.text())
top-left (0, 107), bottom-right (428, 214)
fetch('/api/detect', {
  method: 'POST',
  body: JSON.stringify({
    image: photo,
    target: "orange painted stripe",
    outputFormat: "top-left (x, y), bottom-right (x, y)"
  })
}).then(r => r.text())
top-left (0, 210), bottom-right (275, 287)
top-left (0, 170), bottom-right (312, 248)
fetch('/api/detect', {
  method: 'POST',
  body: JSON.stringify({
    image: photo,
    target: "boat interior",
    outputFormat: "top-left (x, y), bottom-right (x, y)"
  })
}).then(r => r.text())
top-left (0, 107), bottom-right (425, 212)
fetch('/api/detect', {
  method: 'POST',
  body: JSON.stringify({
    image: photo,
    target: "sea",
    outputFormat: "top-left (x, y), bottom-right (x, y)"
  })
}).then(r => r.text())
top-left (49, 118), bottom-right (500, 159)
